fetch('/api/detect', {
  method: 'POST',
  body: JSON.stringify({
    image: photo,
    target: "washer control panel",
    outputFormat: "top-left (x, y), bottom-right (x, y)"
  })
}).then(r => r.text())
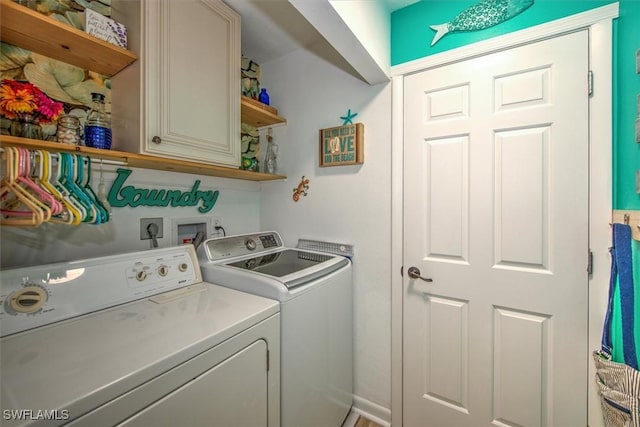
top-left (201, 231), bottom-right (283, 261)
top-left (0, 246), bottom-right (201, 337)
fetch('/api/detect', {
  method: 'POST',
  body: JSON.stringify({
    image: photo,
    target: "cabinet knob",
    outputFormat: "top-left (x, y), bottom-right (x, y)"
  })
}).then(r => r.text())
top-left (152, 136), bottom-right (162, 144)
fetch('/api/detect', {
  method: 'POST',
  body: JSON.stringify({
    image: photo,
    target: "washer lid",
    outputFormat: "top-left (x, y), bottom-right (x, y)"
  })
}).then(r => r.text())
top-left (227, 249), bottom-right (349, 289)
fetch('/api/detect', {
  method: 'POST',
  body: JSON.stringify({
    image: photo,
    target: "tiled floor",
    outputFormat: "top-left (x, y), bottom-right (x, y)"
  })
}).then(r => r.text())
top-left (354, 415), bottom-right (384, 427)
top-left (342, 409), bottom-right (385, 427)
top-left (342, 409), bottom-right (389, 427)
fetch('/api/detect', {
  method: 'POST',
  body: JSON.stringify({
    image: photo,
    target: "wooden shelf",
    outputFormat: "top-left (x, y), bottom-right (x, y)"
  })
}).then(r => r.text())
top-left (241, 96), bottom-right (287, 128)
top-left (0, 2), bottom-right (286, 181)
top-left (0, 136), bottom-right (286, 182)
top-left (0, 0), bottom-right (137, 77)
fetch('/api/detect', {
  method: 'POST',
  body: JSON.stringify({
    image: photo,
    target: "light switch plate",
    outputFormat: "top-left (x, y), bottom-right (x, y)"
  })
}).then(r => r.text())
top-left (636, 170), bottom-right (640, 194)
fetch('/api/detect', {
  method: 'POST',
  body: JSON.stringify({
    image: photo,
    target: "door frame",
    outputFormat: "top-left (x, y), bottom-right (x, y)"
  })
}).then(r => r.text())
top-left (389, 4), bottom-right (618, 427)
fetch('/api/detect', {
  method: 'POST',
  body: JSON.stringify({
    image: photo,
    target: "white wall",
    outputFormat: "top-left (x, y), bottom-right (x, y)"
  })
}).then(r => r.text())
top-left (260, 46), bottom-right (393, 417)
top-left (0, 167), bottom-right (261, 268)
top-left (329, 0), bottom-right (391, 76)
top-left (288, 0), bottom-right (390, 85)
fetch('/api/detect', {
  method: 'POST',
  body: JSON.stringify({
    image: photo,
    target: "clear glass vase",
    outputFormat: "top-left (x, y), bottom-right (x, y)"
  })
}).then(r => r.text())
top-left (10, 115), bottom-right (43, 140)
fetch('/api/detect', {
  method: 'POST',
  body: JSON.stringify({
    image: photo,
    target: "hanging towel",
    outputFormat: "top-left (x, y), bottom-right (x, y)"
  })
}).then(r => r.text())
top-left (609, 224), bottom-right (640, 369)
top-left (592, 223), bottom-right (640, 426)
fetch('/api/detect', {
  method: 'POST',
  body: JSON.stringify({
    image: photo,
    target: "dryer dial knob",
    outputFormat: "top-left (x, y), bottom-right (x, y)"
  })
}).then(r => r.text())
top-left (245, 238), bottom-right (257, 251)
top-left (8, 286), bottom-right (48, 314)
top-left (158, 265), bottom-right (169, 276)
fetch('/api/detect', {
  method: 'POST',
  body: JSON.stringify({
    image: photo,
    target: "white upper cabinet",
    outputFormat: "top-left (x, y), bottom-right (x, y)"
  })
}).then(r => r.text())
top-left (112, 0), bottom-right (241, 167)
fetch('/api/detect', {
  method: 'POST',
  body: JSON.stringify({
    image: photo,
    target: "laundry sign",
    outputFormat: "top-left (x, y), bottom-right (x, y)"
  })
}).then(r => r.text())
top-left (108, 169), bottom-right (219, 213)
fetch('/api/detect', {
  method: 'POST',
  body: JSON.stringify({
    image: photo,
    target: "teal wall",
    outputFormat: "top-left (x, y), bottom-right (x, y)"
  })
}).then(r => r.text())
top-left (392, 0), bottom-right (640, 210)
top-left (614, 1), bottom-right (640, 209)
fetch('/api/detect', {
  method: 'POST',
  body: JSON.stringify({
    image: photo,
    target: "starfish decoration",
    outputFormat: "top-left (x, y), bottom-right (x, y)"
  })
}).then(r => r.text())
top-left (340, 109), bottom-right (358, 126)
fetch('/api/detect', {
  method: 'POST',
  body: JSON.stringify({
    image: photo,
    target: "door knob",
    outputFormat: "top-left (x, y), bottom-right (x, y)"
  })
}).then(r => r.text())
top-left (407, 266), bottom-right (433, 282)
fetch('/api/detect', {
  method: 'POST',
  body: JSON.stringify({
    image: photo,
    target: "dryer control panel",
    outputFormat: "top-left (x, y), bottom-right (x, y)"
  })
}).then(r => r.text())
top-left (0, 246), bottom-right (201, 337)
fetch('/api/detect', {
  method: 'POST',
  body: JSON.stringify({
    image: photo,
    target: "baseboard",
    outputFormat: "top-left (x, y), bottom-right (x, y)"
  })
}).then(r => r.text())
top-left (351, 395), bottom-right (391, 427)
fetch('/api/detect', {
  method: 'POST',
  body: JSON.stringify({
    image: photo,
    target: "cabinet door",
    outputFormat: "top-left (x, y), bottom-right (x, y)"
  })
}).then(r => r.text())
top-left (145, 0), bottom-right (241, 167)
top-left (119, 340), bottom-right (268, 427)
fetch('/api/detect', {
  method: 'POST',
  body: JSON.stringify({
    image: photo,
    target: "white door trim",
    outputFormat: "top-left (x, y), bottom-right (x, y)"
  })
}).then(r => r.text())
top-left (390, 3), bottom-right (618, 77)
top-left (390, 4), bottom-right (618, 426)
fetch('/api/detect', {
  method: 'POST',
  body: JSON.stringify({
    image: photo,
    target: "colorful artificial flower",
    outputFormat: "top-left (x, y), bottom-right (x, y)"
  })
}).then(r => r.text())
top-left (34, 90), bottom-right (64, 122)
top-left (0, 79), bottom-right (64, 123)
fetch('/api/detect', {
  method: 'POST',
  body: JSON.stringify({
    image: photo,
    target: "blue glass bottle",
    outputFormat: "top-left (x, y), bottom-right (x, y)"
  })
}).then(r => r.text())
top-left (84, 92), bottom-right (112, 149)
top-left (258, 88), bottom-right (270, 105)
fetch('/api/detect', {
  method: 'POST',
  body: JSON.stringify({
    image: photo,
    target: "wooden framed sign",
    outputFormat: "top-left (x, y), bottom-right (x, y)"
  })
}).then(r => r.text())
top-left (319, 123), bottom-right (364, 167)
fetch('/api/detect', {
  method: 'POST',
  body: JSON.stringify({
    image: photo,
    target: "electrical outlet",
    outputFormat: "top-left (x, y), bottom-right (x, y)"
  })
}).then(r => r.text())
top-left (214, 217), bottom-right (223, 227)
top-left (140, 218), bottom-right (164, 240)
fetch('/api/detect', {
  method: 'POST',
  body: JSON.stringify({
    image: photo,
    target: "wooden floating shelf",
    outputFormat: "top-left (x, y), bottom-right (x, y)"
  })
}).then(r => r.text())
top-left (0, 0), bottom-right (137, 77)
top-left (0, 2), bottom-right (288, 181)
top-left (0, 136), bottom-right (286, 182)
top-left (241, 96), bottom-right (287, 128)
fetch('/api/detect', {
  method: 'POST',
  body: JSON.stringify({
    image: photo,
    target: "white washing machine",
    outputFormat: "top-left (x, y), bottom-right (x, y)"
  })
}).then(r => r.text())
top-left (0, 245), bottom-right (280, 427)
top-left (197, 231), bottom-right (353, 427)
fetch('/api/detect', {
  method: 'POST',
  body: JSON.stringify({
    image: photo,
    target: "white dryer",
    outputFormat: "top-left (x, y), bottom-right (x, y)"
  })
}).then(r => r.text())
top-left (0, 245), bottom-right (280, 427)
top-left (197, 231), bottom-right (353, 427)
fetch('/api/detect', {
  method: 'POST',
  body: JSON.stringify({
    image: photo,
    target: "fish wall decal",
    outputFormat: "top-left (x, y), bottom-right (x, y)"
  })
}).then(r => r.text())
top-left (429, 0), bottom-right (534, 46)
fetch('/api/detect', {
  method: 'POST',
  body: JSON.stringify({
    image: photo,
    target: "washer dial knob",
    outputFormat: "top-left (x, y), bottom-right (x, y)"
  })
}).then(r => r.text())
top-left (9, 286), bottom-right (48, 314)
top-left (245, 238), bottom-right (257, 251)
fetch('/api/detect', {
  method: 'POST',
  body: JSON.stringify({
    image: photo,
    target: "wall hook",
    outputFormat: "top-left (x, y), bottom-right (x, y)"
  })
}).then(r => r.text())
top-left (612, 210), bottom-right (640, 241)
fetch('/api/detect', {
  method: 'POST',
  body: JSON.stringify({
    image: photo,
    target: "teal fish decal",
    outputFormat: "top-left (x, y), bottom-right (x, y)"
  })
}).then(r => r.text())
top-left (430, 0), bottom-right (534, 46)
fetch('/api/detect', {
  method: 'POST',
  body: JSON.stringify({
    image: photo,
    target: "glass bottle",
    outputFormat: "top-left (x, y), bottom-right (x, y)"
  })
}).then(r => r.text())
top-left (263, 128), bottom-right (278, 174)
top-left (258, 88), bottom-right (270, 105)
top-left (84, 92), bottom-right (112, 149)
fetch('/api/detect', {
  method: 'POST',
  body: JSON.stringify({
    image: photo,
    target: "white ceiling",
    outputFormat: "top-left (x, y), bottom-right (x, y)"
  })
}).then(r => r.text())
top-left (226, 0), bottom-right (419, 65)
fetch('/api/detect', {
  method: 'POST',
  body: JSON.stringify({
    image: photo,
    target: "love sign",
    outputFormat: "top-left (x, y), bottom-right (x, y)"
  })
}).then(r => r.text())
top-left (319, 123), bottom-right (364, 167)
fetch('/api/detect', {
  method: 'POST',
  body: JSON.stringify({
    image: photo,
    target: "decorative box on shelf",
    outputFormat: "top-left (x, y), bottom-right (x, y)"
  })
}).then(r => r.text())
top-left (85, 8), bottom-right (128, 48)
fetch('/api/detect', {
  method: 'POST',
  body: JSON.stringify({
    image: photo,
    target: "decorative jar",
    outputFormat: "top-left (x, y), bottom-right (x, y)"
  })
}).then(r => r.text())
top-left (56, 115), bottom-right (82, 145)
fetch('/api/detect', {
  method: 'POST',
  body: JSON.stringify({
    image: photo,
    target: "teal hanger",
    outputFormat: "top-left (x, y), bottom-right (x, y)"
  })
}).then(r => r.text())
top-left (73, 154), bottom-right (105, 224)
top-left (60, 153), bottom-right (96, 223)
top-left (79, 155), bottom-right (109, 224)
top-left (50, 152), bottom-right (86, 223)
